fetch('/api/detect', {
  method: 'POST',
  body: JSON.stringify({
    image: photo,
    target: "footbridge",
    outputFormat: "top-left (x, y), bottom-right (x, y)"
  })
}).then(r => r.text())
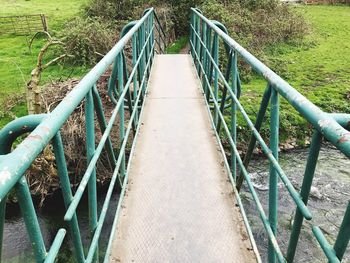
top-left (0, 7), bottom-right (349, 263)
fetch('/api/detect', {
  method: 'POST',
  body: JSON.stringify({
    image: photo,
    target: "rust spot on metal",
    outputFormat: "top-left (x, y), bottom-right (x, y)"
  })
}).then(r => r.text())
top-left (40, 125), bottom-right (51, 135)
top-left (27, 134), bottom-right (42, 141)
top-left (338, 136), bottom-right (349, 144)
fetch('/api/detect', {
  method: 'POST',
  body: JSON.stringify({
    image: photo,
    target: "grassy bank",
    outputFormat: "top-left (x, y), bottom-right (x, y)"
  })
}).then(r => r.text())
top-left (238, 5), bottom-right (350, 145)
top-left (166, 36), bottom-right (189, 54)
top-left (0, 0), bottom-right (89, 127)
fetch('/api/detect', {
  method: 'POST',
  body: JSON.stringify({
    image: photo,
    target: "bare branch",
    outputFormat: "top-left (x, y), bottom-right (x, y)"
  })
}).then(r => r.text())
top-left (42, 54), bottom-right (68, 69)
top-left (36, 40), bottom-right (65, 68)
top-left (29, 31), bottom-right (53, 51)
top-left (94, 51), bottom-right (105, 57)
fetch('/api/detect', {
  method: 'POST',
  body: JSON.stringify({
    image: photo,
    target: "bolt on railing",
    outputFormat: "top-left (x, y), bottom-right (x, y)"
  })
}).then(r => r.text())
top-left (0, 8), bottom-right (166, 263)
top-left (190, 7), bottom-right (350, 263)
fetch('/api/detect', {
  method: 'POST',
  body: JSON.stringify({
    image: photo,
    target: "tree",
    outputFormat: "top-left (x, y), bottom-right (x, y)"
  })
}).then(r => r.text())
top-left (27, 32), bottom-right (69, 114)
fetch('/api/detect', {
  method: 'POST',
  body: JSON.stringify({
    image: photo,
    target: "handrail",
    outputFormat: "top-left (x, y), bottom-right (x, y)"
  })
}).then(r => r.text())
top-left (0, 8), bottom-right (166, 263)
top-left (190, 7), bottom-right (350, 263)
top-left (192, 8), bottom-right (350, 158)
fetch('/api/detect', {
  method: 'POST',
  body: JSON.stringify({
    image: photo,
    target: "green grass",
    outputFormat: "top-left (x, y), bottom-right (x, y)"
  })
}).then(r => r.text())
top-left (238, 5), bottom-right (350, 144)
top-left (0, 0), bottom-right (89, 127)
top-left (166, 36), bottom-right (189, 54)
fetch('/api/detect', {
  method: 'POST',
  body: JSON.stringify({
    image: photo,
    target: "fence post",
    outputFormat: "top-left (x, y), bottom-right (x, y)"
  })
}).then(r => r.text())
top-left (85, 88), bottom-right (98, 262)
top-left (0, 197), bottom-right (6, 261)
top-left (334, 202), bottom-right (350, 261)
top-left (231, 52), bottom-right (238, 181)
top-left (213, 33), bottom-right (219, 126)
top-left (16, 177), bottom-right (47, 262)
top-left (117, 53), bottom-right (126, 181)
top-left (53, 132), bottom-right (86, 263)
top-left (204, 27), bottom-right (212, 102)
top-left (287, 130), bottom-right (322, 262)
top-left (268, 86), bottom-right (279, 263)
top-left (40, 14), bottom-right (48, 32)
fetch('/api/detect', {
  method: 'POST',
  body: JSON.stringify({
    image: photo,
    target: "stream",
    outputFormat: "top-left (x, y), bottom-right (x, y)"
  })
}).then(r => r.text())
top-left (2, 187), bottom-right (119, 263)
top-left (2, 145), bottom-right (349, 262)
top-left (242, 145), bottom-right (350, 262)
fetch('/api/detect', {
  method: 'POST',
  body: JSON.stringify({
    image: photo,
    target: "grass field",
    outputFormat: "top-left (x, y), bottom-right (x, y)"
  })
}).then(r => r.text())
top-left (239, 5), bottom-right (350, 144)
top-left (0, 0), bottom-right (88, 127)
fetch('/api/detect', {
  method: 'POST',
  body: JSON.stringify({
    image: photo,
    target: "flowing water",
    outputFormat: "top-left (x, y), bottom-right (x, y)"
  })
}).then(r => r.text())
top-left (242, 145), bottom-right (350, 262)
top-left (2, 187), bottom-right (119, 263)
top-left (2, 145), bottom-right (349, 262)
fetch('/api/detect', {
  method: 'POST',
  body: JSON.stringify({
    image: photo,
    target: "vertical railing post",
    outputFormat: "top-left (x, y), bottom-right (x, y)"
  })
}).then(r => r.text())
top-left (231, 52), bottom-right (238, 181)
top-left (268, 86), bottom-right (279, 263)
top-left (92, 85), bottom-right (117, 167)
top-left (136, 30), bottom-right (143, 101)
top-left (132, 34), bottom-right (139, 124)
top-left (0, 197), bottom-right (6, 261)
top-left (237, 85), bottom-right (271, 191)
top-left (144, 16), bottom-right (150, 76)
top-left (195, 16), bottom-right (201, 73)
top-left (287, 130), bottom-right (322, 262)
top-left (334, 201), bottom-right (350, 261)
top-left (139, 27), bottom-right (146, 98)
top-left (204, 26), bottom-right (212, 101)
top-left (197, 18), bottom-right (203, 76)
top-left (213, 33), bottom-right (219, 126)
top-left (190, 11), bottom-right (194, 55)
top-left (201, 22), bottom-right (207, 89)
top-left (16, 177), bottom-right (46, 262)
top-left (53, 132), bottom-right (85, 263)
top-left (157, 16), bottom-right (161, 53)
top-left (85, 88), bottom-right (98, 262)
top-left (117, 53), bottom-right (126, 181)
top-left (147, 14), bottom-right (153, 71)
top-left (150, 12), bottom-right (155, 57)
top-left (190, 11), bottom-right (195, 56)
top-left (207, 29), bottom-right (216, 103)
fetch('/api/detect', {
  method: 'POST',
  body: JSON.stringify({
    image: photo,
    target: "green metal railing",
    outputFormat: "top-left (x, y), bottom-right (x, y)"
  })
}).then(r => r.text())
top-left (190, 8), bottom-right (350, 263)
top-left (0, 8), bottom-right (165, 262)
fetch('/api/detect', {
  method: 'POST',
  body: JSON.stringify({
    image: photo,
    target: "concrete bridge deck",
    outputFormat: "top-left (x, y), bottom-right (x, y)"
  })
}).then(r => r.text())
top-left (110, 54), bottom-right (257, 262)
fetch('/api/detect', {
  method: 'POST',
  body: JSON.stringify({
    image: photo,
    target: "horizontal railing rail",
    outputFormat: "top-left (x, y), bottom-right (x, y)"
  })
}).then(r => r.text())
top-left (0, 8), bottom-right (165, 263)
top-left (190, 7), bottom-right (350, 263)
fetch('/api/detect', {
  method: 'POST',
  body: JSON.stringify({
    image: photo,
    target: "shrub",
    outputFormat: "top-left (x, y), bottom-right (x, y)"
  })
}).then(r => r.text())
top-left (167, 0), bottom-right (204, 36)
top-left (200, 0), bottom-right (308, 54)
top-left (84, 0), bottom-right (140, 21)
top-left (62, 17), bottom-right (116, 65)
top-left (200, 0), bottom-right (309, 77)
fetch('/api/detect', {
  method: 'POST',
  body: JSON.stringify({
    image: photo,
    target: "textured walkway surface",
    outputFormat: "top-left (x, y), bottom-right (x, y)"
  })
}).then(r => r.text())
top-left (110, 55), bottom-right (257, 262)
